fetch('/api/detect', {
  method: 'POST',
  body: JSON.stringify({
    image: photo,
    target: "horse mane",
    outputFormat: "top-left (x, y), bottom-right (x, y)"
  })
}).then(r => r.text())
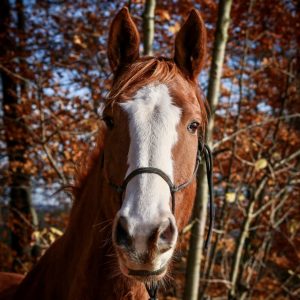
top-left (71, 122), bottom-right (106, 201)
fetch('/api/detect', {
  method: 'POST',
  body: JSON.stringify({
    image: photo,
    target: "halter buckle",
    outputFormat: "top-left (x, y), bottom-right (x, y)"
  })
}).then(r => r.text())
top-left (171, 185), bottom-right (179, 193)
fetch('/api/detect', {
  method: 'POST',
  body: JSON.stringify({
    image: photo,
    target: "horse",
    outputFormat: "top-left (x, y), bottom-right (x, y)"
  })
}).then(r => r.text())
top-left (0, 7), bottom-right (213, 300)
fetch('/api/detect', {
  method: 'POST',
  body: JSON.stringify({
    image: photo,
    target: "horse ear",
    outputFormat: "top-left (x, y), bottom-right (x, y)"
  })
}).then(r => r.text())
top-left (108, 7), bottom-right (140, 73)
top-left (174, 9), bottom-right (207, 80)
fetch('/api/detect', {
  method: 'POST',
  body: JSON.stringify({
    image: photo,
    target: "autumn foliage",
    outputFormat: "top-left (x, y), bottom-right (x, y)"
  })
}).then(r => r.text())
top-left (0, 0), bottom-right (299, 299)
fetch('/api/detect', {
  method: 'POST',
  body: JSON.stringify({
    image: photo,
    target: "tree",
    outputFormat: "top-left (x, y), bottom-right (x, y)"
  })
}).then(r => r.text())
top-left (183, 1), bottom-right (233, 299)
top-left (0, 0), bottom-right (35, 271)
top-left (143, 0), bottom-right (156, 56)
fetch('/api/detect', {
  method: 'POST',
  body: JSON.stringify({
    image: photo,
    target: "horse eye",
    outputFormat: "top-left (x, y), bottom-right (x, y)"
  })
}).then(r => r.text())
top-left (187, 121), bottom-right (200, 133)
top-left (103, 116), bottom-right (114, 129)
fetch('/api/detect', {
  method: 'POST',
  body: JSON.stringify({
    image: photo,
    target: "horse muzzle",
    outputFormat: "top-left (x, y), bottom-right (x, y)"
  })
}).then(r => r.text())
top-left (112, 214), bottom-right (178, 281)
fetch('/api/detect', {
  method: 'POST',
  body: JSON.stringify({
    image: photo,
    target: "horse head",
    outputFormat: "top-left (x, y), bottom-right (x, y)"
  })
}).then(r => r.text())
top-left (103, 7), bottom-right (207, 284)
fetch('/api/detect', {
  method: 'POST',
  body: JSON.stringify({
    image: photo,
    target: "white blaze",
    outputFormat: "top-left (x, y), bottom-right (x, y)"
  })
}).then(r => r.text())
top-left (119, 84), bottom-right (181, 254)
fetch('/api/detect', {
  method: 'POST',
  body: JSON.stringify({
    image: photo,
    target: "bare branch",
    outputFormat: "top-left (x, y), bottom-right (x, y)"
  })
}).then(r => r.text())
top-left (213, 114), bottom-right (300, 149)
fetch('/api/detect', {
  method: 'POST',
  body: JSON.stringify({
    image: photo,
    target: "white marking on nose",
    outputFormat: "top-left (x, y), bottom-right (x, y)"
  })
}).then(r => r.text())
top-left (119, 83), bottom-right (181, 252)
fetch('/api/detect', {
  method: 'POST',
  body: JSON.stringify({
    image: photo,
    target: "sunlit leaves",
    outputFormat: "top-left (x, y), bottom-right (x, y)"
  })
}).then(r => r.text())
top-left (225, 192), bottom-right (236, 203)
top-left (254, 158), bottom-right (268, 171)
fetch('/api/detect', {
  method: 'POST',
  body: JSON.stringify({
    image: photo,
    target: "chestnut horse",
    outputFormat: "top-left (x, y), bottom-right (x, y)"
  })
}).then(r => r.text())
top-left (0, 7), bottom-right (214, 300)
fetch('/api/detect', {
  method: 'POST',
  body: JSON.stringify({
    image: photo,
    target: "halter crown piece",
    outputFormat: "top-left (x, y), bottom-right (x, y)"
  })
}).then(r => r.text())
top-left (109, 143), bottom-right (215, 300)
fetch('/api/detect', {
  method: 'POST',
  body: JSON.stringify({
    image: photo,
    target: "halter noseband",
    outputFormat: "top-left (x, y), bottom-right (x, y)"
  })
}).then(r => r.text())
top-left (109, 143), bottom-right (214, 300)
top-left (109, 145), bottom-right (202, 214)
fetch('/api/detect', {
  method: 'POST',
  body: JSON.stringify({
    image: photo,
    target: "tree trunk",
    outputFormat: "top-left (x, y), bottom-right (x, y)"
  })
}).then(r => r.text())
top-left (183, 1), bottom-right (233, 299)
top-left (229, 176), bottom-right (267, 299)
top-left (142, 0), bottom-right (156, 56)
top-left (0, 0), bottom-right (34, 272)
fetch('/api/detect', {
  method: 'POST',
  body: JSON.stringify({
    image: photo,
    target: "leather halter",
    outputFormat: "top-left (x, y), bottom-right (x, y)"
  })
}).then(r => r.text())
top-left (109, 143), bottom-right (214, 300)
top-left (109, 145), bottom-right (202, 214)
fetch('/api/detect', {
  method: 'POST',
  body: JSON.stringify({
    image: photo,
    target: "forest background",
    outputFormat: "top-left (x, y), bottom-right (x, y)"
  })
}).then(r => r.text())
top-left (0, 0), bottom-right (299, 299)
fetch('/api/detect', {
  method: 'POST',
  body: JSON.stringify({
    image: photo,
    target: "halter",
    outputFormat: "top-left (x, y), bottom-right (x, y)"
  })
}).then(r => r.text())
top-left (109, 143), bottom-right (214, 300)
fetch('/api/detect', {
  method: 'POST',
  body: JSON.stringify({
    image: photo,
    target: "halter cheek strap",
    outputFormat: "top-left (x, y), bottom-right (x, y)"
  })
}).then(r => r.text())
top-left (108, 143), bottom-right (214, 300)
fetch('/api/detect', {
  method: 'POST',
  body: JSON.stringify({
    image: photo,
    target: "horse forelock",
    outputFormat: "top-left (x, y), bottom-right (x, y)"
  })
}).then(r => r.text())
top-left (106, 57), bottom-right (208, 130)
top-left (107, 57), bottom-right (177, 103)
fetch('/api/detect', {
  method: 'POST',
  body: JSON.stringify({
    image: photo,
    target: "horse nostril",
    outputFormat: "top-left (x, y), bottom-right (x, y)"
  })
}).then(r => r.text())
top-left (115, 216), bottom-right (132, 248)
top-left (158, 218), bottom-right (176, 248)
